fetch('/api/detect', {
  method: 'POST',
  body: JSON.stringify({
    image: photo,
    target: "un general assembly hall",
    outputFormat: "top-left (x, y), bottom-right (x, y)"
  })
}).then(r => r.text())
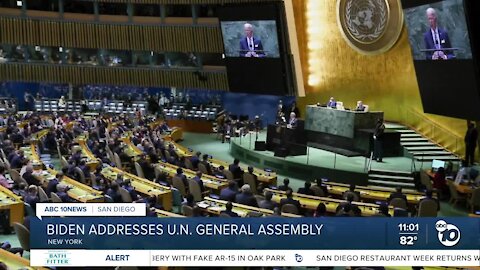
top-left (0, 0), bottom-right (480, 269)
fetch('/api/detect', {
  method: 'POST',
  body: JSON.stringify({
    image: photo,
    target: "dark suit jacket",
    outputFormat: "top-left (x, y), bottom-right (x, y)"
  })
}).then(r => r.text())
top-left (190, 156), bottom-right (200, 169)
top-left (220, 187), bottom-right (237, 202)
top-left (297, 187), bottom-right (315, 196)
top-left (235, 192), bottom-right (258, 207)
top-left (229, 164), bottom-right (243, 179)
top-left (239, 37), bottom-right (265, 57)
top-left (22, 172), bottom-right (41, 186)
top-left (388, 192), bottom-right (407, 205)
top-left (220, 210), bottom-right (239, 217)
top-left (423, 28), bottom-right (454, 60)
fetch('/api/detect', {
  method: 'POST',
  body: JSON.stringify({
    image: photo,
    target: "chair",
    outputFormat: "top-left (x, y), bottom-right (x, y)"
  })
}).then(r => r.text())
top-left (389, 198), bottom-right (407, 210)
top-left (420, 170), bottom-right (433, 191)
top-left (172, 176), bottom-right (187, 196)
top-left (60, 156), bottom-right (69, 168)
top-left (50, 193), bottom-right (63, 203)
top-left (37, 188), bottom-right (50, 203)
top-left (447, 180), bottom-right (466, 206)
top-left (254, 195), bottom-right (265, 205)
top-left (113, 152), bottom-right (123, 169)
top-left (90, 173), bottom-right (98, 188)
top-left (182, 205), bottom-right (194, 217)
top-left (198, 163), bottom-right (209, 175)
top-left (342, 191), bottom-right (360, 202)
top-left (119, 187), bottom-right (133, 203)
top-left (9, 169), bottom-right (27, 186)
top-left (467, 187), bottom-right (480, 213)
top-left (243, 174), bottom-right (257, 194)
top-left (134, 162), bottom-right (145, 178)
top-left (24, 202), bottom-right (35, 217)
top-left (310, 185), bottom-right (325, 197)
top-left (188, 179), bottom-right (203, 202)
top-left (104, 194), bottom-right (114, 203)
top-left (417, 199), bottom-right (438, 217)
top-left (13, 222), bottom-right (30, 251)
top-left (73, 167), bottom-right (86, 184)
top-left (164, 151), bottom-right (171, 161)
top-left (281, 204), bottom-right (299, 215)
top-left (184, 159), bottom-right (194, 170)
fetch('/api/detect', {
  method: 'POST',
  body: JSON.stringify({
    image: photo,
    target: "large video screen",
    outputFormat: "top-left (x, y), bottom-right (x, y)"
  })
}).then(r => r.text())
top-left (404, 0), bottom-right (472, 60)
top-left (220, 20), bottom-right (280, 58)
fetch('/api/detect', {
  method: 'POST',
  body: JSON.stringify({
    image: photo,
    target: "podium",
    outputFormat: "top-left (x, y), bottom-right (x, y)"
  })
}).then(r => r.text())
top-left (266, 122), bottom-right (307, 157)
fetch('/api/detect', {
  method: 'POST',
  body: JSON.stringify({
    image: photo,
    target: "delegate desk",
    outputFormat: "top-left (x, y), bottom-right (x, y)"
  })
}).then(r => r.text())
top-left (101, 166), bottom-right (173, 211)
top-left (426, 170), bottom-right (476, 194)
top-left (305, 105), bottom-right (390, 155)
top-left (154, 209), bottom-right (185, 218)
top-left (0, 248), bottom-right (48, 270)
top-left (0, 185), bottom-right (24, 226)
top-left (167, 140), bottom-right (277, 185)
top-left (120, 132), bottom-right (144, 159)
top-left (75, 134), bottom-right (100, 170)
top-left (320, 182), bottom-right (425, 205)
top-left (154, 161), bottom-right (228, 192)
top-left (33, 169), bottom-right (104, 203)
top-left (265, 188), bottom-right (393, 216)
top-left (197, 197), bottom-right (301, 217)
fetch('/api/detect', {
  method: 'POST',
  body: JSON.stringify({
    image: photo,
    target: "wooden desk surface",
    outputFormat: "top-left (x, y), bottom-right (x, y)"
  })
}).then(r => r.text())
top-left (0, 248), bottom-right (48, 270)
top-left (101, 166), bottom-right (173, 211)
top-left (155, 161), bottom-right (228, 191)
top-left (197, 197), bottom-right (301, 217)
top-left (75, 135), bottom-right (100, 170)
top-left (321, 182), bottom-right (424, 205)
top-left (154, 209), bottom-right (185, 218)
top-left (168, 140), bottom-right (277, 185)
top-left (0, 185), bottom-right (24, 226)
top-left (264, 188), bottom-right (393, 216)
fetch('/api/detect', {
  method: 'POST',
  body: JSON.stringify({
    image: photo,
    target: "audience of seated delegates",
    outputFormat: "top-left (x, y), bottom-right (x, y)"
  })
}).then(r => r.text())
top-left (215, 165), bottom-right (227, 179)
top-left (45, 172), bottom-right (62, 197)
top-left (123, 179), bottom-right (141, 201)
top-left (278, 178), bottom-right (293, 192)
top-left (280, 189), bottom-right (302, 214)
top-left (235, 184), bottom-right (258, 207)
top-left (387, 186), bottom-right (407, 206)
top-left (192, 171), bottom-right (205, 192)
top-left (220, 180), bottom-right (238, 202)
top-left (220, 201), bottom-right (240, 217)
top-left (24, 185), bottom-right (39, 210)
top-left (297, 181), bottom-right (314, 196)
top-left (314, 203), bottom-right (327, 217)
top-left (258, 191), bottom-right (277, 210)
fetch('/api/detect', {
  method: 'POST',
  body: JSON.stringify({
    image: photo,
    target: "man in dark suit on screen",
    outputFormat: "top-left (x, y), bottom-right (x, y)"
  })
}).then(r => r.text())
top-left (423, 8), bottom-right (454, 60)
top-left (239, 23), bottom-right (265, 58)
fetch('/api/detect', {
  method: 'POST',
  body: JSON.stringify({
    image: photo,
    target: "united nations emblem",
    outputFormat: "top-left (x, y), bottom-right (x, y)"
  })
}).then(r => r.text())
top-left (337, 0), bottom-right (404, 55)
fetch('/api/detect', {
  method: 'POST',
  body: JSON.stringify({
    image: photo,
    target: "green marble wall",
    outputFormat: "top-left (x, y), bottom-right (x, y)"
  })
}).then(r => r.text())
top-left (404, 0), bottom-right (472, 60)
top-left (305, 106), bottom-right (383, 138)
top-left (220, 20), bottom-right (280, 58)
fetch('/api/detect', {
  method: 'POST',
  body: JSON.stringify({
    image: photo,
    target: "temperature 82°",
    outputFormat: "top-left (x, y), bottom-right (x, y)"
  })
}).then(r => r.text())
top-left (399, 235), bottom-right (418, 246)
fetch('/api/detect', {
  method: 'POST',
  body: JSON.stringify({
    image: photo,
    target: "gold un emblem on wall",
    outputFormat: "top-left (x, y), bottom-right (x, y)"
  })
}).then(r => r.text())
top-left (337, 0), bottom-right (404, 55)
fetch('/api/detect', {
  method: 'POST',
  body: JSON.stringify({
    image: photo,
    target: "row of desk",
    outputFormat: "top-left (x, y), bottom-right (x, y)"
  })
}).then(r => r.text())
top-left (0, 249), bottom-right (47, 270)
top-left (264, 188), bottom-right (394, 216)
top-left (0, 185), bottom-right (24, 226)
top-left (165, 137), bottom-right (277, 186)
top-left (197, 197), bottom-right (300, 217)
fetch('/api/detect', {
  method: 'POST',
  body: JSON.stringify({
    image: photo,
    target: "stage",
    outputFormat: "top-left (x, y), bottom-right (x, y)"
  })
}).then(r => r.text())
top-left (228, 130), bottom-right (427, 186)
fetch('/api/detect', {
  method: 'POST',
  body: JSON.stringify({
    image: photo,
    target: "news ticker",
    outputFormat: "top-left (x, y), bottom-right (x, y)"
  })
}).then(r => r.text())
top-left (27, 204), bottom-right (480, 267)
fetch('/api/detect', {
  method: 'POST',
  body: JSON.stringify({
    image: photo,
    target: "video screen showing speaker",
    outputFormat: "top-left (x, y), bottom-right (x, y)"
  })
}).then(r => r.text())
top-left (220, 20), bottom-right (280, 58)
top-left (404, 0), bottom-right (472, 60)
top-left (402, 0), bottom-right (480, 119)
top-left (218, 4), bottom-right (292, 96)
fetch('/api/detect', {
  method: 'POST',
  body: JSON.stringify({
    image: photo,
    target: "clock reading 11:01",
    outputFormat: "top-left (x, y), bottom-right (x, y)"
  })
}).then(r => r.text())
top-left (398, 223), bottom-right (419, 246)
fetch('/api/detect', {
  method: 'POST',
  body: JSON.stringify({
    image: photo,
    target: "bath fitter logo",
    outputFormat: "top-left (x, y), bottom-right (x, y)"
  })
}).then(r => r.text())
top-left (45, 250), bottom-right (72, 266)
